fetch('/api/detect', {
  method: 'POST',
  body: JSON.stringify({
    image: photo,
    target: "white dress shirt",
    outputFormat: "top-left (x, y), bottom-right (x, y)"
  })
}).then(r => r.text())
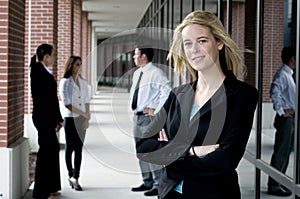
top-left (59, 76), bottom-right (90, 117)
top-left (130, 62), bottom-right (171, 113)
top-left (270, 64), bottom-right (296, 116)
top-left (43, 65), bottom-right (52, 74)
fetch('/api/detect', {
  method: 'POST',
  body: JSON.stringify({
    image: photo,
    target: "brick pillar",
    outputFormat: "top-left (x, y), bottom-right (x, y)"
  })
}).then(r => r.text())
top-left (73, 0), bottom-right (82, 56)
top-left (263, 0), bottom-right (285, 102)
top-left (57, 0), bottom-right (72, 79)
top-left (57, 0), bottom-right (92, 89)
top-left (81, 11), bottom-right (92, 83)
top-left (0, 0), bottom-right (25, 147)
top-left (0, 1), bottom-right (30, 199)
top-left (88, 20), bottom-right (92, 84)
top-left (245, 0), bottom-right (257, 87)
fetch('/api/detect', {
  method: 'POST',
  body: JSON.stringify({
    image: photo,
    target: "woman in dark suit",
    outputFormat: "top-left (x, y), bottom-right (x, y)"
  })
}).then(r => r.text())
top-left (136, 10), bottom-right (258, 199)
top-left (30, 44), bottom-right (63, 199)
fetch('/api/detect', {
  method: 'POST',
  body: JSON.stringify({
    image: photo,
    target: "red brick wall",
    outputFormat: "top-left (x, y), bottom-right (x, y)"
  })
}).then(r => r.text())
top-left (231, 3), bottom-right (245, 52)
top-left (73, 0), bottom-right (82, 56)
top-left (57, 0), bottom-right (92, 84)
top-left (223, 0), bottom-right (284, 102)
top-left (0, 0), bottom-right (25, 147)
top-left (24, 0), bottom-right (59, 114)
top-left (57, 0), bottom-right (72, 80)
top-left (244, 0), bottom-right (257, 87)
top-left (263, 0), bottom-right (284, 102)
top-left (88, 20), bottom-right (92, 84)
top-left (81, 11), bottom-right (91, 82)
top-left (223, 3), bottom-right (245, 51)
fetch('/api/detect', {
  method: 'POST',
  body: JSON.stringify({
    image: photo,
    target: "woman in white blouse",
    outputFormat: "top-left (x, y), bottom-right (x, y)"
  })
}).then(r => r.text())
top-left (59, 56), bottom-right (90, 191)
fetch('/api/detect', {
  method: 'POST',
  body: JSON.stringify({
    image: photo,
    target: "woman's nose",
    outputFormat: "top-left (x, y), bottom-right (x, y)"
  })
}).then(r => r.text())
top-left (191, 42), bottom-right (201, 53)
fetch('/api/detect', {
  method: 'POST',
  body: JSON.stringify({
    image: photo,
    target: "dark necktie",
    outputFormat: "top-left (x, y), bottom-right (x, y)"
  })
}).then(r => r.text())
top-left (131, 71), bottom-right (143, 110)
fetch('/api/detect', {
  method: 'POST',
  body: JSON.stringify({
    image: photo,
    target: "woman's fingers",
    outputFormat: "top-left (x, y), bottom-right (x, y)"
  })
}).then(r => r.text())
top-left (194, 144), bottom-right (220, 157)
top-left (158, 129), bottom-right (168, 142)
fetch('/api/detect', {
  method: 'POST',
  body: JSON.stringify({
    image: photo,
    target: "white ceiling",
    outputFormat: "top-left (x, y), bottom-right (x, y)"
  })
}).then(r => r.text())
top-left (82, 0), bottom-right (152, 39)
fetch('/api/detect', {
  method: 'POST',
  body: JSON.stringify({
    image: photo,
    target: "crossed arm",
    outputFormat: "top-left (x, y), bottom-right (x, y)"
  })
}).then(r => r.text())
top-left (158, 129), bottom-right (219, 157)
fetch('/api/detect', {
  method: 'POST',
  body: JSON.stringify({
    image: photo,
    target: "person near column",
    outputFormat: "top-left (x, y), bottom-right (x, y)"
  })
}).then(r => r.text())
top-left (130, 47), bottom-right (171, 196)
top-left (135, 10), bottom-right (258, 199)
top-left (30, 43), bottom-right (63, 199)
top-left (59, 56), bottom-right (90, 191)
top-left (267, 47), bottom-right (296, 197)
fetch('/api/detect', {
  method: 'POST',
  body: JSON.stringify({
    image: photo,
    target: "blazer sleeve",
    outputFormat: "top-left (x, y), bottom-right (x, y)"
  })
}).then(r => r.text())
top-left (183, 84), bottom-right (258, 177)
top-left (136, 89), bottom-right (191, 165)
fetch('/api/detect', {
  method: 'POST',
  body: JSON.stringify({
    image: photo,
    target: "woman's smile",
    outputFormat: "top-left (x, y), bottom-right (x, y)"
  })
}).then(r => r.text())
top-left (191, 55), bottom-right (205, 63)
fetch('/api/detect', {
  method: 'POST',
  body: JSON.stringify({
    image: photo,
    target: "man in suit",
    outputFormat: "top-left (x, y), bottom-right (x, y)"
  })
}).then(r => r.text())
top-left (130, 47), bottom-right (171, 197)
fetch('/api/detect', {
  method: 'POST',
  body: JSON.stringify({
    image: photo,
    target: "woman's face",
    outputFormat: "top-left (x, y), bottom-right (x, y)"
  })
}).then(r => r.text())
top-left (72, 59), bottom-right (82, 75)
top-left (182, 24), bottom-right (223, 72)
top-left (44, 51), bottom-right (55, 66)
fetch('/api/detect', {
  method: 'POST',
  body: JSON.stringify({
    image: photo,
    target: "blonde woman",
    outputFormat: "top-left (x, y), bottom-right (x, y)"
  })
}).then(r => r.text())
top-left (59, 56), bottom-right (90, 191)
top-left (136, 10), bottom-right (258, 199)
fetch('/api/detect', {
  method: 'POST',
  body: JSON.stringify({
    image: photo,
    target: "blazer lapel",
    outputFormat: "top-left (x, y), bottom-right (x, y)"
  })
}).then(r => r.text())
top-left (188, 75), bottom-right (236, 145)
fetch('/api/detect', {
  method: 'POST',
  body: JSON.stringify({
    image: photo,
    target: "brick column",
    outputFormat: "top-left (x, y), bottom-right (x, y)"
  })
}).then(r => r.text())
top-left (73, 0), bottom-right (82, 56)
top-left (57, 0), bottom-right (72, 79)
top-left (245, 0), bottom-right (256, 87)
top-left (0, 1), bottom-right (29, 199)
top-left (263, 0), bottom-right (285, 102)
top-left (81, 11), bottom-right (91, 83)
top-left (0, 0), bottom-right (25, 148)
top-left (57, 0), bottom-right (92, 92)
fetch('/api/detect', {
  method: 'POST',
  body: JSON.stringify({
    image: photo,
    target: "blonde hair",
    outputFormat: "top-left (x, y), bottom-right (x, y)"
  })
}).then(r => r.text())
top-left (167, 10), bottom-right (244, 80)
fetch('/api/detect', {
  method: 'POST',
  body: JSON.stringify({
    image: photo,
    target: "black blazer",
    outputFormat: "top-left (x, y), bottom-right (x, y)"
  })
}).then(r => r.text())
top-left (136, 73), bottom-right (258, 199)
top-left (30, 62), bottom-right (63, 130)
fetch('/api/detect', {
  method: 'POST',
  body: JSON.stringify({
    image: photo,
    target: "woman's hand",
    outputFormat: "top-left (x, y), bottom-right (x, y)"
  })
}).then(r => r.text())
top-left (83, 112), bottom-right (91, 120)
top-left (83, 119), bottom-right (89, 129)
top-left (143, 107), bottom-right (155, 116)
top-left (284, 109), bottom-right (294, 118)
top-left (56, 122), bottom-right (63, 132)
top-left (190, 144), bottom-right (219, 157)
top-left (158, 129), bottom-right (168, 142)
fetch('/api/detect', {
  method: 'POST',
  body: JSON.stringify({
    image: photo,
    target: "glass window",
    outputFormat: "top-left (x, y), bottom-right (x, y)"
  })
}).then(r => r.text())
top-left (194, 0), bottom-right (203, 10)
top-left (182, 0), bottom-right (192, 18)
top-left (206, 0), bottom-right (217, 14)
top-left (173, 0), bottom-right (181, 26)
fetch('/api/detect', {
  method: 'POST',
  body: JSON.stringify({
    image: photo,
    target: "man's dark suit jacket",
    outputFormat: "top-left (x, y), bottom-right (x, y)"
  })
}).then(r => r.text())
top-left (30, 62), bottom-right (63, 129)
top-left (136, 72), bottom-right (258, 199)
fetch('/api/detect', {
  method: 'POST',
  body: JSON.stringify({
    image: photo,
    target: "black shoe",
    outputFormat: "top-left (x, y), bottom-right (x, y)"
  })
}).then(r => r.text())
top-left (74, 184), bottom-right (83, 191)
top-left (131, 184), bottom-right (152, 192)
top-left (144, 188), bottom-right (158, 196)
top-left (267, 187), bottom-right (292, 197)
top-left (68, 178), bottom-right (74, 189)
top-left (68, 178), bottom-right (83, 191)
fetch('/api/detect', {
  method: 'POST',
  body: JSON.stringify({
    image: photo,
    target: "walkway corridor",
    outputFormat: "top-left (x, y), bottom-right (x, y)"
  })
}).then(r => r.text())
top-left (22, 87), bottom-right (291, 199)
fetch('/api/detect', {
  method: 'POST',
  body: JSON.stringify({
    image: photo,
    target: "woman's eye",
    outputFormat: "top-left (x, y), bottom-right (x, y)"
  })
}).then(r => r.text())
top-left (184, 42), bottom-right (192, 48)
top-left (199, 40), bottom-right (206, 45)
top-left (199, 40), bottom-right (207, 45)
